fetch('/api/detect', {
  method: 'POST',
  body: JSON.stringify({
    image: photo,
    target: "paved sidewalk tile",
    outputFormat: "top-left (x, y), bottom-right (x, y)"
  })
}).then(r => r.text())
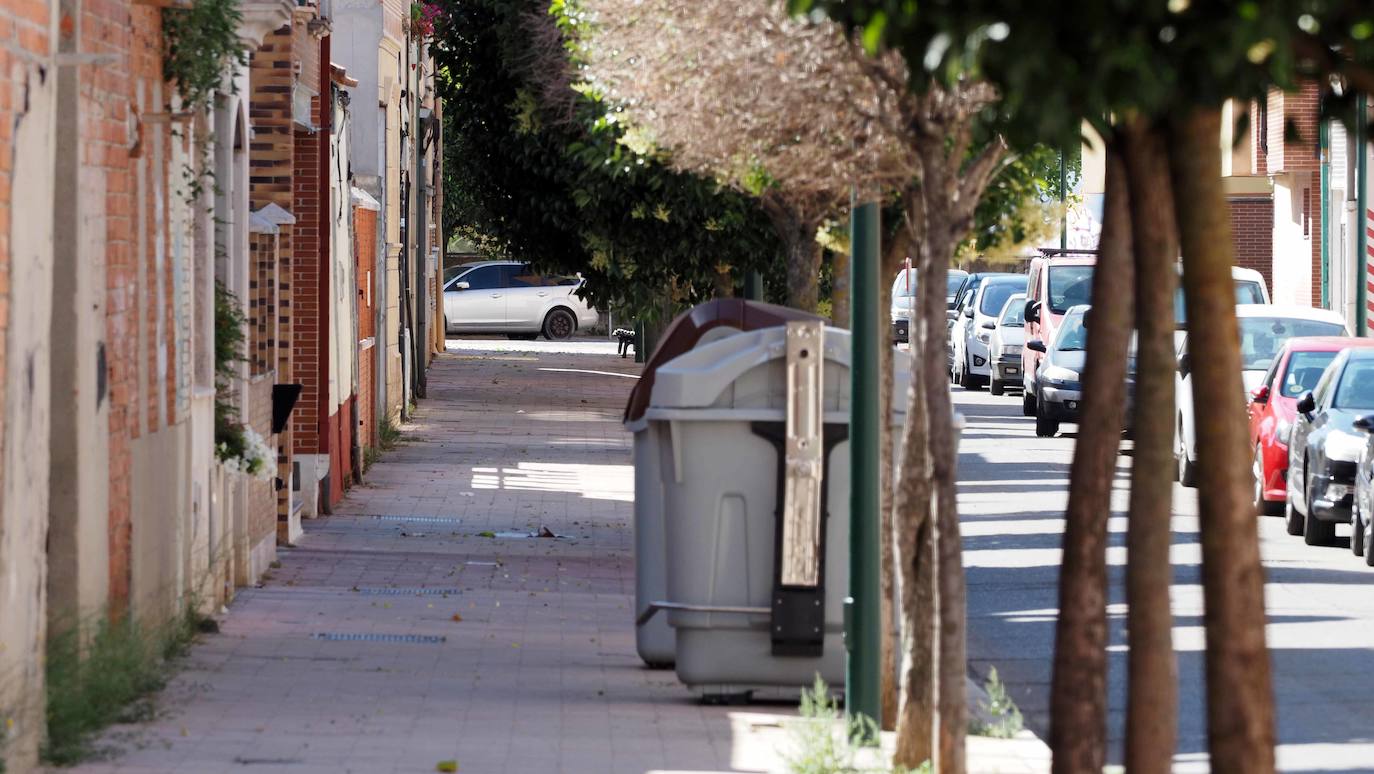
top-left (60, 340), bottom-right (1046, 774)
top-left (61, 344), bottom-right (799, 774)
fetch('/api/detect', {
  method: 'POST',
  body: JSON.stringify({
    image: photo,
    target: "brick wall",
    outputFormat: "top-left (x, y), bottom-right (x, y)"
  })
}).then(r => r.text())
top-left (290, 21), bottom-right (324, 457)
top-left (104, 2), bottom-right (177, 609)
top-left (358, 343), bottom-right (375, 452)
top-left (1229, 196), bottom-right (1274, 293)
top-left (1266, 82), bottom-right (1321, 175)
top-left (249, 25), bottom-right (298, 522)
top-left (247, 377), bottom-right (277, 546)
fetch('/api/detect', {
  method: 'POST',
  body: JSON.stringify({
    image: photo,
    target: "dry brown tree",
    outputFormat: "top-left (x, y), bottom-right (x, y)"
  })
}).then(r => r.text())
top-left (580, 5), bottom-right (1016, 771)
top-left (576, 0), bottom-right (914, 312)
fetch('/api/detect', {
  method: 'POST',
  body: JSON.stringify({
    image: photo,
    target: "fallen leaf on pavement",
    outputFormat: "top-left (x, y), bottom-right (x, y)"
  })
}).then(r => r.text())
top-left (436, 761), bottom-right (458, 772)
top-left (452, 613), bottom-right (463, 622)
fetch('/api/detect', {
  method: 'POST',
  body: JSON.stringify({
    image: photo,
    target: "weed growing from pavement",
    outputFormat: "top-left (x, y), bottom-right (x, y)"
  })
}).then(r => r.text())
top-left (43, 602), bottom-right (211, 765)
top-left (969, 667), bottom-right (1023, 739)
top-left (378, 417), bottom-right (403, 450)
top-left (786, 676), bottom-right (929, 774)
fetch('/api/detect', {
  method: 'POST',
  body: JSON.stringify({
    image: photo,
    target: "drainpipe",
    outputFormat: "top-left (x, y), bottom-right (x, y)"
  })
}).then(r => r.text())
top-left (1358, 95), bottom-right (1369, 336)
top-left (318, 32), bottom-right (333, 510)
top-left (1320, 117), bottom-right (1330, 309)
top-left (845, 197), bottom-right (880, 735)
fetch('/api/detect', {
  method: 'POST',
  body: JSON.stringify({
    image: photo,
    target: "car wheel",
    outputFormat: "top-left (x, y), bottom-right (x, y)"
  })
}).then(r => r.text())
top-left (957, 356), bottom-right (973, 389)
top-left (1022, 390), bottom-right (1035, 417)
top-left (542, 308), bottom-right (576, 341)
top-left (1363, 512), bottom-right (1374, 567)
top-left (1304, 487), bottom-right (1336, 547)
top-left (990, 379), bottom-right (1004, 396)
top-left (1285, 491), bottom-right (1304, 536)
top-left (1176, 418), bottom-right (1197, 488)
top-left (1353, 500), bottom-right (1366, 557)
top-left (1253, 445), bottom-right (1280, 516)
top-left (1034, 396), bottom-right (1058, 438)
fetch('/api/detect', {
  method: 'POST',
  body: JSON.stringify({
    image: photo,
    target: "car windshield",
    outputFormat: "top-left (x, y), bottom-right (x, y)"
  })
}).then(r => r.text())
top-left (980, 281), bottom-right (1024, 316)
top-left (892, 269), bottom-right (918, 298)
top-left (1054, 313), bottom-right (1087, 351)
top-left (1047, 265), bottom-right (1094, 314)
top-left (1280, 350), bottom-right (1339, 397)
top-left (1174, 279), bottom-right (1267, 326)
top-left (1334, 361), bottom-right (1374, 410)
top-left (1000, 295), bottom-right (1026, 326)
top-left (1239, 317), bottom-right (1345, 371)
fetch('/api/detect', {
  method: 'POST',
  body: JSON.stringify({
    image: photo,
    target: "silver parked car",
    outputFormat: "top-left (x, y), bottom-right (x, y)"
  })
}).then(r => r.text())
top-left (987, 293), bottom-right (1026, 396)
top-left (442, 261), bottom-right (599, 340)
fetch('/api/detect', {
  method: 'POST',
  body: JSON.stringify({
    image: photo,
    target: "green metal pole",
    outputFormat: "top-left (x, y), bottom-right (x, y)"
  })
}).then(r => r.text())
top-left (846, 199), bottom-right (880, 735)
top-left (1358, 95), bottom-right (1369, 336)
top-left (744, 271), bottom-right (764, 301)
top-left (1321, 117), bottom-right (1330, 309)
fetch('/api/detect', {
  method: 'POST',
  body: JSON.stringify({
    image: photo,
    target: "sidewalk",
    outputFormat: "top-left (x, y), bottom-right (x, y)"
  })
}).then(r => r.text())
top-left (64, 339), bottom-right (1047, 774)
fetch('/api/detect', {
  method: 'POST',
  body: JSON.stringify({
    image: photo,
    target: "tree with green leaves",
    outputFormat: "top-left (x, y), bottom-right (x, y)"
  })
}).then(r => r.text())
top-left (801, 2), bottom-right (1374, 772)
top-left (432, 0), bottom-right (784, 324)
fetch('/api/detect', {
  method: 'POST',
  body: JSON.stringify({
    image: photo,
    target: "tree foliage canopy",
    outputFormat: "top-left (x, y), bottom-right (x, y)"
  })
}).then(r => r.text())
top-left (794, 0), bottom-right (1374, 142)
top-left (433, 0), bottom-right (784, 320)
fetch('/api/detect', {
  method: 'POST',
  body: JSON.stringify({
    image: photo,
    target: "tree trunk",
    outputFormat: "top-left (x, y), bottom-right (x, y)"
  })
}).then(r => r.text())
top-left (759, 194), bottom-right (823, 312)
top-left (1168, 107), bottom-right (1276, 774)
top-left (832, 247), bottom-right (851, 328)
top-left (880, 226), bottom-right (913, 732)
top-left (713, 264), bottom-right (734, 298)
top-left (1049, 139), bottom-right (1134, 774)
top-left (1121, 119), bottom-right (1178, 774)
top-left (922, 229), bottom-right (966, 774)
top-left (892, 214), bottom-right (937, 770)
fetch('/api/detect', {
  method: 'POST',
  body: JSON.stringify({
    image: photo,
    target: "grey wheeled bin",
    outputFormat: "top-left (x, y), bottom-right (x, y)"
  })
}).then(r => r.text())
top-left (643, 324), bottom-right (909, 694)
top-left (625, 300), bottom-right (827, 668)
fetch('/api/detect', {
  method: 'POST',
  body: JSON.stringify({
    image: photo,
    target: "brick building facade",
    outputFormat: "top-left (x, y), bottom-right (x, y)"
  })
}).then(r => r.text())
top-left (0, 0), bottom-right (439, 767)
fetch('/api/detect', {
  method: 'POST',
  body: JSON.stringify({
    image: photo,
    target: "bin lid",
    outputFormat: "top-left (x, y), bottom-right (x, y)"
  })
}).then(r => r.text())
top-left (623, 299), bottom-right (825, 424)
top-left (646, 325), bottom-right (911, 421)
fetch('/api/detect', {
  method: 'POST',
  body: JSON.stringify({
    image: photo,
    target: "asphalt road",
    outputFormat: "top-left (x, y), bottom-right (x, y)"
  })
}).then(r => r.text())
top-left (956, 387), bottom-right (1374, 773)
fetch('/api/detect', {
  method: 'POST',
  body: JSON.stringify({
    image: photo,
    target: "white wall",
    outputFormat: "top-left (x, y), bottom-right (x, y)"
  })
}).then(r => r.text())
top-left (1271, 172), bottom-right (1315, 306)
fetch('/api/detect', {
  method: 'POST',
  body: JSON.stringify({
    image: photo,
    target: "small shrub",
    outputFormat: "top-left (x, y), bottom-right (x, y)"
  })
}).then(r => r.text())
top-left (378, 417), bottom-right (403, 450)
top-left (43, 604), bottom-right (207, 765)
top-left (786, 676), bottom-right (929, 774)
top-left (969, 667), bottom-right (1023, 739)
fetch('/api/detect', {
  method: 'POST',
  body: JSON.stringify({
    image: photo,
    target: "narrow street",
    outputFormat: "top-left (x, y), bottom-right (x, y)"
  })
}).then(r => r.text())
top-left (957, 389), bottom-right (1374, 773)
top-left (65, 340), bottom-right (797, 774)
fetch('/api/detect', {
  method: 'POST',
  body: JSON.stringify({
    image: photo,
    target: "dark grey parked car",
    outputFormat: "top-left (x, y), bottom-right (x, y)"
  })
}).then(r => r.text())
top-left (1287, 348), bottom-right (1374, 546)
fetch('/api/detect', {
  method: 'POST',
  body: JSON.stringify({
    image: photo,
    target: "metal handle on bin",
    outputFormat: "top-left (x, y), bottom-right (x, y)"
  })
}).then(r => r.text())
top-left (635, 601), bottom-right (770, 627)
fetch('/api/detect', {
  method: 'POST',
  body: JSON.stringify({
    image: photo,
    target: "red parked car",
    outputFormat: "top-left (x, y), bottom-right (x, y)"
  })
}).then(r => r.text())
top-left (1249, 337), bottom-right (1374, 514)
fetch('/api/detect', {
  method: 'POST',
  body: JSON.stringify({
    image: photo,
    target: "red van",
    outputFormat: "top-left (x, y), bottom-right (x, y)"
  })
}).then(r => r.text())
top-left (1021, 255), bottom-right (1095, 416)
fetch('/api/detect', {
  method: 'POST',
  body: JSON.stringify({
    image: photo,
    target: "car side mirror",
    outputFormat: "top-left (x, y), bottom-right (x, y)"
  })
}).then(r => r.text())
top-left (981, 320), bottom-right (996, 330)
top-left (1027, 340), bottom-right (1046, 353)
top-left (1296, 391), bottom-right (1316, 419)
top-left (1250, 385), bottom-right (1269, 405)
top-left (454, 281), bottom-right (470, 291)
top-left (1177, 353), bottom-right (1191, 378)
top-left (1024, 300), bottom-right (1040, 324)
top-left (1354, 415), bottom-right (1374, 434)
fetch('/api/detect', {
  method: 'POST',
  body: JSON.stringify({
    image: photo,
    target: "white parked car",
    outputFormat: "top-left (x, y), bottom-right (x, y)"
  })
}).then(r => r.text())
top-left (1174, 304), bottom-right (1347, 486)
top-left (890, 267), bottom-right (966, 344)
top-left (951, 273), bottom-right (1027, 389)
top-left (988, 293), bottom-right (1026, 396)
top-left (442, 260), bottom-right (599, 340)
